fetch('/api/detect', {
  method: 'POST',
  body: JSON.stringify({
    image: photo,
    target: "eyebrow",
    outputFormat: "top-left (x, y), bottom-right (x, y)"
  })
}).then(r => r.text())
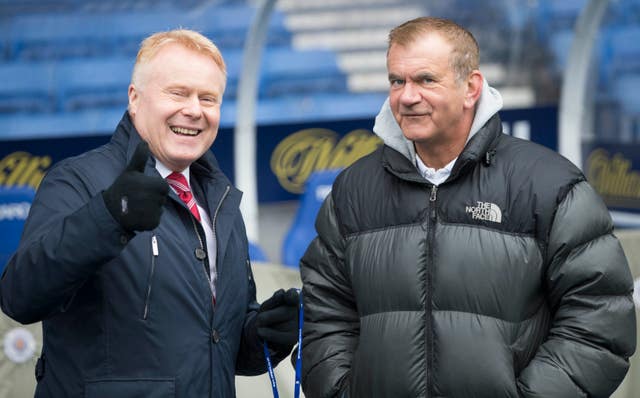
top-left (165, 84), bottom-right (220, 96)
top-left (415, 72), bottom-right (437, 81)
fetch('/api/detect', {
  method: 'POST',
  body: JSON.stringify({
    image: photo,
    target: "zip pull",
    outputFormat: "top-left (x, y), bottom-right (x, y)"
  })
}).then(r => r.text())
top-left (152, 235), bottom-right (159, 257)
top-left (430, 185), bottom-right (438, 202)
top-left (429, 185), bottom-right (438, 220)
top-left (144, 235), bottom-right (159, 320)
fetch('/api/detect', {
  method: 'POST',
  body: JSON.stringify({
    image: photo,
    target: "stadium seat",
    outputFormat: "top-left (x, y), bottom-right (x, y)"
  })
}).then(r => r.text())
top-left (56, 57), bottom-right (132, 112)
top-left (4, 4), bottom-right (290, 61)
top-left (223, 46), bottom-right (347, 99)
top-left (281, 168), bottom-right (341, 268)
top-left (600, 26), bottom-right (640, 85)
top-left (548, 29), bottom-right (575, 73)
top-left (249, 241), bottom-right (269, 263)
top-left (611, 74), bottom-right (640, 114)
top-left (0, 186), bottom-right (35, 274)
top-left (609, 74), bottom-right (640, 141)
top-left (0, 91), bottom-right (387, 139)
top-left (535, 0), bottom-right (587, 39)
top-left (0, 61), bottom-right (55, 113)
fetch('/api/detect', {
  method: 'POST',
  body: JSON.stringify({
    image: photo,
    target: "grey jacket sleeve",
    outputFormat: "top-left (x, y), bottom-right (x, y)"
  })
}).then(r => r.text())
top-left (300, 194), bottom-right (359, 398)
top-left (518, 180), bottom-right (637, 397)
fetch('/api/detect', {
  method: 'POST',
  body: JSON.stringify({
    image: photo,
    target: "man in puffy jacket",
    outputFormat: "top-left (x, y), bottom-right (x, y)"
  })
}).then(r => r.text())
top-left (0, 29), bottom-right (299, 397)
top-left (299, 17), bottom-right (636, 398)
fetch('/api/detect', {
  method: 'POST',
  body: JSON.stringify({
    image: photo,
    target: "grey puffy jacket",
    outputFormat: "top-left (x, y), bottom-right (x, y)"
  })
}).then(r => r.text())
top-left (299, 110), bottom-right (636, 398)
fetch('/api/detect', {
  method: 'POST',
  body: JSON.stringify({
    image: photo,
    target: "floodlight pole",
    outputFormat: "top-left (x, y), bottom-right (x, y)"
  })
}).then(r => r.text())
top-left (234, 0), bottom-right (277, 243)
top-left (558, 0), bottom-right (609, 169)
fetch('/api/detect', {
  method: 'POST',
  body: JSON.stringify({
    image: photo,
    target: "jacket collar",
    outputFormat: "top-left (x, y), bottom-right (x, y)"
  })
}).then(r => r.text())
top-left (382, 113), bottom-right (503, 185)
top-left (111, 111), bottom-right (243, 260)
top-left (111, 111), bottom-right (229, 183)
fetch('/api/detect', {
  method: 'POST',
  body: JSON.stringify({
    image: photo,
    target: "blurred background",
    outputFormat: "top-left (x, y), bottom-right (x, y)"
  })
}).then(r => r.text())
top-left (0, 0), bottom-right (639, 396)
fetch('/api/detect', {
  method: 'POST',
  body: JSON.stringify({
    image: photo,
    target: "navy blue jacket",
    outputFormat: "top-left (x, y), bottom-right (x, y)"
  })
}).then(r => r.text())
top-left (0, 113), bottom-right (278, 397)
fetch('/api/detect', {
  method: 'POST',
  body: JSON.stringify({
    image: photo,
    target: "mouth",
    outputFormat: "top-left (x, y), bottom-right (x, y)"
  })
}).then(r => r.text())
top-left (170, 126), bottom-right (201, 136)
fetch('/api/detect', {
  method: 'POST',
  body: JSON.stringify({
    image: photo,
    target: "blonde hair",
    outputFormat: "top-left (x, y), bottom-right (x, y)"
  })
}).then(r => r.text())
top-left (388, 17), bottom-right (479, 83)
top-left (131, 29), bottom-right (226, 86)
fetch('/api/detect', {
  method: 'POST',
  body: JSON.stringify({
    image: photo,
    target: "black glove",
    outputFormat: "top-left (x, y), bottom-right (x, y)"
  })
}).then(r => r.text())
top-left (256, 288), bottom-right (300, 350)
top-left (102, 142), bottom-right (169, 232)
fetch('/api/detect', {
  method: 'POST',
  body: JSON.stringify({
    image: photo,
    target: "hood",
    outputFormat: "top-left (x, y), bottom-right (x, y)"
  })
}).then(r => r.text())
top-left (372, 77), bottom-right (503, 162)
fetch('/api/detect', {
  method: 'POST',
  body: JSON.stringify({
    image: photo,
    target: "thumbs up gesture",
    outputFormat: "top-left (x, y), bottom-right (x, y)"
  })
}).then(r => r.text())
top-left (102, 142), bottom-right (169, 232)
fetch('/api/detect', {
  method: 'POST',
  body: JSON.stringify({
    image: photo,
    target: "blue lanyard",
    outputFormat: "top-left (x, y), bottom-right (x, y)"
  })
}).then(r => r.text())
top-left (263, 290), bottom-right (304, 398)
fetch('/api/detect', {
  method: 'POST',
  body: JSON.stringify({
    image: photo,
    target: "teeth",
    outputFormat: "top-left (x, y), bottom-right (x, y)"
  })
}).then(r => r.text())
top-left (171, 127), bottom-right (200, 136)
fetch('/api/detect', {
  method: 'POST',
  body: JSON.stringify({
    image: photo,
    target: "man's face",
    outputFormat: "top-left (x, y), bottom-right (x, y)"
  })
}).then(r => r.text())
top-left (128, 43), bottom-right (226, 171)
top-left (387, 32), bottom-right (470, 146)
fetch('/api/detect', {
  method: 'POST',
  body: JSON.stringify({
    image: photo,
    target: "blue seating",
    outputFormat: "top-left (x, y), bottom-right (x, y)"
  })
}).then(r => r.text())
top-left (0, 92), bottom-right (388, 139)
top-left (0, 61), bottom-right (55, 113)
top-left (611, 74), bottom-right (640, 114)
top-left (548, 29), bottom-right (575, 73)
top-left (0, 44), bottom-right (347, 113)
top-left (249, 241), bottom-right (269, 263)
top-left (607, 73), bottom-right (640, 141)
top-left (0, 186), bottom-right (35, 274)
top-left (535, 0), bottom-right (587, 39)
top-left (281, 169), bottom-right (342, 268)
top-left (0, 57), bottom-right (131, 114)
top-left (0, 107), bottom-right (125, 138)
top-left (600, 26), bottom-right (640, 85)
top-left (224, 47), bottom-right (347, 99)
top-left (57, 57), bottom-right (133, 112)
top-left (3, 4), bottom-right (290, 61)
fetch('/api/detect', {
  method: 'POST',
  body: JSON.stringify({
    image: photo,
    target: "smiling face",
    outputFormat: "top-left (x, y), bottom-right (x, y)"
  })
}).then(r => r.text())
top-left (128, 42), bottom-right (226, 172)
top-left (387, 32), bottom-right (473, 149)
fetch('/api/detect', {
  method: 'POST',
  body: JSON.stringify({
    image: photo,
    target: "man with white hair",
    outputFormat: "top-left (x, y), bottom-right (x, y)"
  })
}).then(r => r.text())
top-left (1, 29), bottom-right (299, 397)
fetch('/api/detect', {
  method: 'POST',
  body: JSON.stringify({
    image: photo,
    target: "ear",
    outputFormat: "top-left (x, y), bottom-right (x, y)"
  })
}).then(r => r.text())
top-left (127, 84), bottom-right (139, 116)
top-left (463, 71), bottom-right (483, 109)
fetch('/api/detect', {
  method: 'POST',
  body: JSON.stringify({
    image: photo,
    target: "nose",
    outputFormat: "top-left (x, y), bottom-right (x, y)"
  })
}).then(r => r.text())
top-left (181, 95), bottom-right (202, 118)
top-left (399, 82), bottom-right (420, 106)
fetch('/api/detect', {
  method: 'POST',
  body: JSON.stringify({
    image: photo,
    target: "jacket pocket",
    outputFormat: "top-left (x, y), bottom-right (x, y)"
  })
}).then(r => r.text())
top-left (143, 234), bottom-right (160, 320)
top-left (85, 378), bottom-right (175, 398)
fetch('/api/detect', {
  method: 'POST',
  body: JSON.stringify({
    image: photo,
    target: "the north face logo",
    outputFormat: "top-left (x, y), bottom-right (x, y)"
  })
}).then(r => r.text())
top-left (465, 201), bottom-right (502, 223)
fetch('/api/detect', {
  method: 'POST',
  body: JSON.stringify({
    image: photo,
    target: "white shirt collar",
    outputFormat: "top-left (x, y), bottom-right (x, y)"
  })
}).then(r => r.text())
top-left (415, 155), bottom-right (456, 186)
top-left (155, 159), bottom-right (190, 183)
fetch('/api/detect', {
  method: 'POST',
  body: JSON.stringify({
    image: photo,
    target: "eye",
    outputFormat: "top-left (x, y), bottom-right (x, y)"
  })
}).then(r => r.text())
top-left (389, 79), bottom-right (404, 87)
top-left (169, 90), bottom-right (186, 97)
top-left (420, 75), bottom-right (435, 84)
top-left (200, 96), bottom-right (218, 105)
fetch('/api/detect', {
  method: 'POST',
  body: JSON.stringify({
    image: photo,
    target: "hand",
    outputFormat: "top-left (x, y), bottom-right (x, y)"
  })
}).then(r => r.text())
top-left (102, 142), bottom-right (169, 232)
top-left (257, 288), bottom-right (300, 350)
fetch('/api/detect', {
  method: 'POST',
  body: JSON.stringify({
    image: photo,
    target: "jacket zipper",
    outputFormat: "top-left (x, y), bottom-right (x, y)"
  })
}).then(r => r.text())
top-left (211, 185), bottom-right (231, 295)
top-left (190, 217), bottom-right (213, 307)
top-left (190, 185), bottom-right (231, 308)
top-left (426, 184), bottom-right (438, 397)
top-left (143, 234), bottom-right (159, 320)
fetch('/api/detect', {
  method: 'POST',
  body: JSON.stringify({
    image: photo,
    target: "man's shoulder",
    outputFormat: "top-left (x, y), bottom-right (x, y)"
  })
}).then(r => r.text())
top-left (497, 134), bottom-right (583, 181)
top-left (47, 141), bottom-right (123, 185)
top-left (333, 146), bottom-right (384, 188)
top-left (495, 135), bottom-right (587, 220)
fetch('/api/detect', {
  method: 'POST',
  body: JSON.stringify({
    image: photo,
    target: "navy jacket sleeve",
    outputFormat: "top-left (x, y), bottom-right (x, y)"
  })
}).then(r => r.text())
top-left (234, 219), bottom-right (289, 376)
top-left (0, 162), bottom-right (130, 324)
